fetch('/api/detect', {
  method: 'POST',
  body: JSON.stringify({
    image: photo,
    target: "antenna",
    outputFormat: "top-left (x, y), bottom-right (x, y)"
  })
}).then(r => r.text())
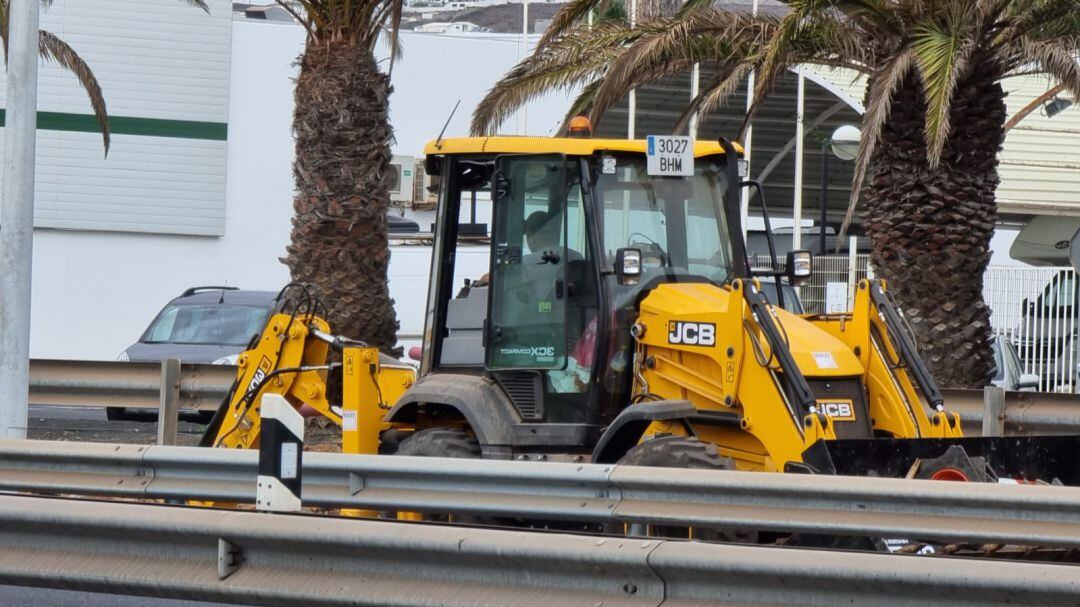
top-left (434, 99), bottom-right (461, 150)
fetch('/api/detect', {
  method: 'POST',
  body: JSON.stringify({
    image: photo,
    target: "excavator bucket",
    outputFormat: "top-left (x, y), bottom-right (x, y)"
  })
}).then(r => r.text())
top-left (798, 436), bottom-right (1080, 485)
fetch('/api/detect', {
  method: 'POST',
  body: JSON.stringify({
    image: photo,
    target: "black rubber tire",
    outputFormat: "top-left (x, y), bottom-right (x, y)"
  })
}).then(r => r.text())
top-left (619, 436), bottom-right (735, 470)
top-left (618, 436), bottom-right (753, 543)
top-left (396, 427), bottom-right (480, 458)
top-left (377, 429), bottom-right (412, 455)
top-left (394, 428), bottom-right (481, 523)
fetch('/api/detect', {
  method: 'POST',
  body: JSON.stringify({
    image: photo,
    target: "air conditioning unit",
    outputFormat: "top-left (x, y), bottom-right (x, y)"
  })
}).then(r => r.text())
top-left (389, 155), bottom-right (416, 204)
top-left (412, 160), bottom-right (438, 209)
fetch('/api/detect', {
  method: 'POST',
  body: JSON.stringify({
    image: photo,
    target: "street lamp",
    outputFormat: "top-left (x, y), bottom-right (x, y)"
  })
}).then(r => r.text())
top-left (817, 125), bottom-right (861, 253)
top-left (831, 125), bottom-right (861, 161)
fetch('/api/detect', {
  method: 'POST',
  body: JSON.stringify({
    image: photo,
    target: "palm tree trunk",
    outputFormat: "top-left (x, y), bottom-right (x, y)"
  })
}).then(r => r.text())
top-left (861, 67), bottom-right (1006, 388)
top-left (285, 43), bottom-right (400, 354)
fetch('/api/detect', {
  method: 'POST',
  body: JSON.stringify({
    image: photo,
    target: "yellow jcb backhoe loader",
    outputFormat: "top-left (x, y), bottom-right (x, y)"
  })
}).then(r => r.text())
top-left (202, 125), bottom-right (1080, 488)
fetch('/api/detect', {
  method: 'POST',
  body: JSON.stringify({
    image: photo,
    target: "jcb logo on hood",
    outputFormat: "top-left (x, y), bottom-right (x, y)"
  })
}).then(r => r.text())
top-left (668, 321), bottom-right (716, 346)
top-left (818, 400), bottom-right (855, 421)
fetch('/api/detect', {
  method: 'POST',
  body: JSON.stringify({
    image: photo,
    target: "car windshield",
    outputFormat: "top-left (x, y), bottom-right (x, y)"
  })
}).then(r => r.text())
top-left (593, 155), bottom-right (732, 286)
top-left (142, 304), bottom-right (268, 346)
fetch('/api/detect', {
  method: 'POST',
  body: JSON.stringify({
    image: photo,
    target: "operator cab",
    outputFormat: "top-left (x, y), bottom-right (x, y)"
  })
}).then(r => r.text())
top-left (420, 135), bottom-right (757, 446)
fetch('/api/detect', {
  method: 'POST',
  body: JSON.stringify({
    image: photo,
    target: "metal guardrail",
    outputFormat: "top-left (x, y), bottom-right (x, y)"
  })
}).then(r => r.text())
top-left (28, 358), bottom-right (234, 411)
top-left (943, 387), bottom-right (1080, 435)
top-left (5, 439), bottom-right (1080, 549)
top-left (27, 360), bottom-right (1080, 434)
top-left (1, 492), bottom-right (1076, 607)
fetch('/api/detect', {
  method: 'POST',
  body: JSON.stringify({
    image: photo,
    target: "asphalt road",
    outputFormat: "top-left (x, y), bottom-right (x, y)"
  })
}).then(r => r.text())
top-left (27, 405), bottom-right (208, 446)
top-left (17, 407), bottom-right (243, 605)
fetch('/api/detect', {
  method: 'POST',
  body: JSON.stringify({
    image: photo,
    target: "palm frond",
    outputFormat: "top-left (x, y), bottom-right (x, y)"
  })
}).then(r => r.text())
top-left (911, 7), bottom-right (976, 167)
top-left (1000, 0), bottom-right (1080, 44)
top-left (284, 0), bottom-right (404, 47)
top-left (385, 0), bottom-right (404, 73)
top-left (1014, 37), bottom-right (1080, 100)
top-left (672, 62), bottom-right (754, 133)
top-left (838, 47), bottom-right (916, 240)
top-left (176, 0), bottom-right (210, 13)
top-left (536, 0), bottom-right (611, 51)
top-left (587, 11), bottom-right (772, 123)
top-left (560, 79), bottom-right (603, 132)
top-left (38, 30), bottom-right (110, 153)
top-left (471, 21), bottom-right (639, 134)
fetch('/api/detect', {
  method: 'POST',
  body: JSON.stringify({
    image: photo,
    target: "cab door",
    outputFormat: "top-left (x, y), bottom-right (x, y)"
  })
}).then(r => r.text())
top-left (486, 155), bottom-right (569, 371)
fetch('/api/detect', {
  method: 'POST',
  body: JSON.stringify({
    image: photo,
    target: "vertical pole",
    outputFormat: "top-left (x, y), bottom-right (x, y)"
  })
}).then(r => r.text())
top-left (522, 0), bottom-right (529, 134)
top-left (257, 394), bottom-right (304, 512)
top-left (792, 73), bottom-right (805, 252)
top-left (627, 0), bottom-right (637, 139)
top-left (156, 358), bottom-right (181, 446)
top-left (689, 63), bottom-right (701, 139)
top-left (0, 0), bottom-right (41, 440)
top-left (847, 235), bottom-right (858, 310)
top-left (740, 0), bottom-right (758, 239)
top-left (982, 385), bottom-right (1006, 437)
top-left (819, 146), bottom-right (829, 255)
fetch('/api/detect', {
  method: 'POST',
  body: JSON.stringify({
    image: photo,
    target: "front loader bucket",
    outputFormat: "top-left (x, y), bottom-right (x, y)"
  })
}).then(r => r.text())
top-left (797, 436), bottom-right (1080, 485)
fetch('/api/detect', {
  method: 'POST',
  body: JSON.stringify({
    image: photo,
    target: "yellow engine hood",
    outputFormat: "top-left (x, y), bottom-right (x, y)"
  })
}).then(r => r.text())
top-left (638, 282), bottom-right (863, 378)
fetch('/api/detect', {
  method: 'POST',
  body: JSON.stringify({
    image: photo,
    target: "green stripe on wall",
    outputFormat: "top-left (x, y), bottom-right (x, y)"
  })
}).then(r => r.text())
top-left (0, 109), bottom-right (228, 141)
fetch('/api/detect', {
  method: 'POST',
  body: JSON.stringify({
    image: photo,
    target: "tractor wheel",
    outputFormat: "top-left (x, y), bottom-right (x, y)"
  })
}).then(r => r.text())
top-left (396, 427), bottom-right (480, 458)
top-left (617, 436), bottom-right (755, 543)
top-left (395, 427), bottom-right (481, 523)
top-left (619, 436), bottom-right (734, 469)
top-left (377, 428), bottom-right (412, 455)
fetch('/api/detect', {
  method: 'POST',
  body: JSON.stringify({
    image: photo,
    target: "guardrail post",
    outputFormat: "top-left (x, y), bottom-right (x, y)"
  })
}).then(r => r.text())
top-left (982, 385), bottom-right (1006, 437)
top-left (156, 359), bottom-right (181, 446)
top-left (256, 394), bottom-right (304, 512)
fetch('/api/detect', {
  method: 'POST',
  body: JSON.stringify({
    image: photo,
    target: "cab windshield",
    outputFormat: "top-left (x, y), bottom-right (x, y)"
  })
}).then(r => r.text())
top-left (593, 155), bottom-right (732, 288)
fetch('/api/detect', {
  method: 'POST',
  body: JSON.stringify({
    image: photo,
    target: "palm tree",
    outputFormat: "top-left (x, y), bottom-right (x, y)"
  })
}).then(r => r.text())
top-left (0, 0), bottom-right (209, 153)
top-left (274, 0), bottom-right (405, 354)
top-left (474, 0), bottom-right (1080, 388)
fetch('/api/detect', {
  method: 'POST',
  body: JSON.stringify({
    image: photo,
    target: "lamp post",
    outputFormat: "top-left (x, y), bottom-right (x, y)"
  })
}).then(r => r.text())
top-left (0, 0), bottom-right (41, 439)
top-left (817, 125), bottom-right (860, 254)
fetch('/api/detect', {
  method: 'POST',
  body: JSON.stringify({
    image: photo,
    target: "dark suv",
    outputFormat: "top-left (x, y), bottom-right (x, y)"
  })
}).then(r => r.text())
top-left (113, 286), bottom-right (276, 420)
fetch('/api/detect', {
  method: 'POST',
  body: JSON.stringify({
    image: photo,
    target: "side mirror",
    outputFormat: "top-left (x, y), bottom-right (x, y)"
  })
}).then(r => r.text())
top-left (615, 248), bottom-right (642, 286)
top-left (1018, 373), bottom-right (1040, 391)
top-left (786, 250), bottom-right (813, 286)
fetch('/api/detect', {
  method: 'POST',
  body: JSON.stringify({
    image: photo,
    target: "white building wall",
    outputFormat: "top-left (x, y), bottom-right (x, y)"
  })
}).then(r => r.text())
top-left (0, 0), bottom-right (233, 236)
top-left (30, 21), bottom-right (565, 360)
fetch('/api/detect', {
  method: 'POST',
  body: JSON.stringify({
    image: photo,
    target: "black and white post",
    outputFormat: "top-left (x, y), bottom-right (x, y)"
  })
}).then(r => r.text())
top-left (256, 394), bottom-right (304, 512)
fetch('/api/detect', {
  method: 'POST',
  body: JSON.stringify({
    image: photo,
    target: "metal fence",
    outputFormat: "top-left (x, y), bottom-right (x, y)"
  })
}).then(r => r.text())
top-left (984, 266), bottom-right (1078, 393)
top-left (750, 251), bottom-right (871, 314)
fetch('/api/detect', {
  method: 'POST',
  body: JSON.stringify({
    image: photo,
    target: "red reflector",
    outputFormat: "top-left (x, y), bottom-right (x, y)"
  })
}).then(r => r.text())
top-left (929, 468), bottom-right (969, 482)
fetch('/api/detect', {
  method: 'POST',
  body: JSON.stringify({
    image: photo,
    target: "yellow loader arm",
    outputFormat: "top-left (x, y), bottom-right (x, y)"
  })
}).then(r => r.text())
top-left (200, 311), bottom-right (415, 455)
top-left (809, 279), bottom-right (962, 441)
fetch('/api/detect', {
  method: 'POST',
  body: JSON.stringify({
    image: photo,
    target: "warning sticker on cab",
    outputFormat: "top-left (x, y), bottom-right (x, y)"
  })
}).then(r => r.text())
top-left (812, 351), bottom-right (838, 369)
